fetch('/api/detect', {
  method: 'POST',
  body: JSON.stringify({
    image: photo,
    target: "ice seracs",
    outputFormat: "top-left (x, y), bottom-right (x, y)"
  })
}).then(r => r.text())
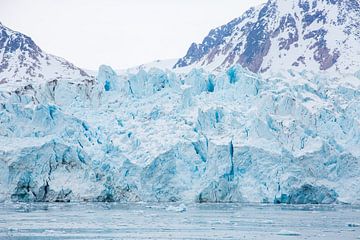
top-left (1, 62), bottom-right (360, 204)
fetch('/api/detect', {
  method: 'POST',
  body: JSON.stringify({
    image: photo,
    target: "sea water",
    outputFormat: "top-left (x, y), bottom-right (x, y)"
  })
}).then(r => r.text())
top-left (0, 203), bottom-right (359, 239)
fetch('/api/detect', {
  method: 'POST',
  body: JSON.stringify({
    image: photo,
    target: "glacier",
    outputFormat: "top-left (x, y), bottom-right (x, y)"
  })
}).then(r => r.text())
top-left (0, 64), bottom-right (360, 204)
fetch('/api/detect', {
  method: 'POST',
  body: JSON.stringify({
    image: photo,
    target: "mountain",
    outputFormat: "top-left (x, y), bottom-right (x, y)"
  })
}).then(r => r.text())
top-left (174, 0), bottom-right (360, 74)
top-left (0, 22), bottom-right (93, 88)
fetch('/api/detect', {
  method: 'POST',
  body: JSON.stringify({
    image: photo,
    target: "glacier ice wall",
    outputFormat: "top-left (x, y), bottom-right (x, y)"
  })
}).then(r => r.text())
top-left (0, 65), bottom-right (360, 204)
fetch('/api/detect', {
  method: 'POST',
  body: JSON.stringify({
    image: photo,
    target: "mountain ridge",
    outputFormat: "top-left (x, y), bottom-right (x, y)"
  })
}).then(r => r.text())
top-left (174, 0), bottom-right (360, 74)
top-left (0, 23), bottom-right (93, 88)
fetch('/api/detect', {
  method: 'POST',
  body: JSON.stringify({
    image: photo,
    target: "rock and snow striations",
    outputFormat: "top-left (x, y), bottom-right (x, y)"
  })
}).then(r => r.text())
top-left (0, 0), bottom-right (360, 204)
top-left (174, 0), bottom-right (360, 75)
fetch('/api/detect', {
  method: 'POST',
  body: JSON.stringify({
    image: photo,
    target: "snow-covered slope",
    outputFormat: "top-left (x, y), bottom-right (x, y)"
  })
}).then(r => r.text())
top-left (118, 59), bottom-right (179, 75)
top-left (0, 22), bottom-right (94, 90)
top-left (174, 0), bottom-right (360, 75)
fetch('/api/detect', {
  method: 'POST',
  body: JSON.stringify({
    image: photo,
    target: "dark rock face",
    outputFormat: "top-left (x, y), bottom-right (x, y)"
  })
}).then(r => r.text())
top-left (304, 29), bottom-right (341, 70)
top-left (174, 0), bottom-right (360, 73)
top-left (174, 8), bottom-right (256, 68)
top-left (237, 1), bottom-right (277, 72)
top-left (302, 10), bottom-right (327, 27)
top-left (276, 15), bottom-right (299, 51)
top-left (315, 47), bottom-right (340, 70)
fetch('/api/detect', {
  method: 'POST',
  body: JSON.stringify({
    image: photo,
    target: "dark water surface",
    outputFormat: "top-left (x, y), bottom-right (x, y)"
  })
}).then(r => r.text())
top-left (0, 203), bottom-right (360, 239)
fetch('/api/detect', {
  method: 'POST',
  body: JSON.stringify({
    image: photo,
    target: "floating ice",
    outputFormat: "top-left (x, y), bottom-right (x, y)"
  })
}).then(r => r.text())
top-left (348, 223), bottom-right (360, 228)
top-left (276, 230), bottom-right (301, 236)
top-left (166, 203), bottom-right (187, 212)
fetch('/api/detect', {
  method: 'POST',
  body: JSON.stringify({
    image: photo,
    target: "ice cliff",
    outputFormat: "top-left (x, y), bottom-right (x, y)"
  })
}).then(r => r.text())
top-left (1, 64), bottom-right (359, 204)
top-left (1, 0), bottom-right (360, 204)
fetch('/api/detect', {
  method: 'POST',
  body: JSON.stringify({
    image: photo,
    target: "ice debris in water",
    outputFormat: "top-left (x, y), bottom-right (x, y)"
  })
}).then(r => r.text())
top-left (347, 223), bottom-right (360, 228)
top-left (166, 204), bottom-right (187, 213)
top-left (1, 64), bottom-right (360, 204)
top-left (276, 230), bottom-right (301, 236)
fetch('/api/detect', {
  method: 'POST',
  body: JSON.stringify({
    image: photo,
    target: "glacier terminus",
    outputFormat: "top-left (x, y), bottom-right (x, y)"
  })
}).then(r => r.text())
top-left (1, 61), bottom-right (360, 204)
top-left (0, 0), bottom-right (360, 207)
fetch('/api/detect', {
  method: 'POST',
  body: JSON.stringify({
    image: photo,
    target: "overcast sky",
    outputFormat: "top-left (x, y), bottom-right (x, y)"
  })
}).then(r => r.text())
top-left (1, 0), bottom-right (265, 70)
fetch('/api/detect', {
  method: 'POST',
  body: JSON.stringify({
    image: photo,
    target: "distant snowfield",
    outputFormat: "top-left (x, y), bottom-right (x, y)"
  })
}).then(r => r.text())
top-left (116, 59), bottom-right (184, 75)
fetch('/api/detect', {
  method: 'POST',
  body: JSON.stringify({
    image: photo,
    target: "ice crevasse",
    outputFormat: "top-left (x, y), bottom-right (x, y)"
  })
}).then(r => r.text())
top-left (0, 65), bottom-right (360, 204)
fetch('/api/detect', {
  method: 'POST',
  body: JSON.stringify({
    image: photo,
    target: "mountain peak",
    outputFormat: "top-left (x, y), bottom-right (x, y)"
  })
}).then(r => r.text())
top-left (0, 23), bottom-right (92, 86)
top-left (174, 0), bottom-right (360, 75)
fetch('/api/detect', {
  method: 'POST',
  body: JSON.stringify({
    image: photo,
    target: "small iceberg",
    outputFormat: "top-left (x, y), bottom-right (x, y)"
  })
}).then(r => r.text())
top-left (165, 203), bottom-right (186, 213)
top-left (276, 229), bottom-right (301, 236)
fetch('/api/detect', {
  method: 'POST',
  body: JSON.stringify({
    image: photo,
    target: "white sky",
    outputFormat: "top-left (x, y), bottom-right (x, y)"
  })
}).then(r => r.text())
top-left (0, 0), bottom-right (265, 70)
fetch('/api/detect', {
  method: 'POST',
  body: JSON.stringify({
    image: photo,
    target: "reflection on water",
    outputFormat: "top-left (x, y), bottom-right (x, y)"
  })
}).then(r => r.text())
top-left (1, 203), bottom-right (360, 239)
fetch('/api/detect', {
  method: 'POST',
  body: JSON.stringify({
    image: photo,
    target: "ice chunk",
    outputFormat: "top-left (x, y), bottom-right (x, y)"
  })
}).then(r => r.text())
top-left (126, 68), bottom-right (180, 97)
top-left (97, 65), bottom-right (120, 92)
top-left (355, 70), bottom-right (360, 80)
top-left (198, 178), bottom-right (243, 203)
top-left (166, 203), bottom-right (186, 212)
top-left (11, 171), bottom-right (37, 202)
top-left (347, 223), bottom-right (360, 227)
top-left (183, 69), bottom-right (208, 95)
top-left (275, 184), bottom-right (338, 204)
top-left (195, 107), bottom-right (224, 132)
top-left (276, 230), bottom-right (301, 236)
top-left (226, 65), bottom-right (260, 95)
